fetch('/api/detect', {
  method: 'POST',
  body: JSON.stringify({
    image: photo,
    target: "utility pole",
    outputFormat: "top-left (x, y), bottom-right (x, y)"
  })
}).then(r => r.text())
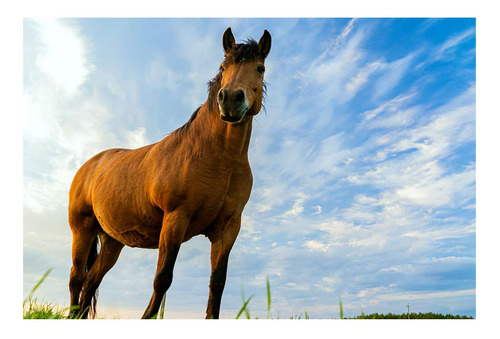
top-left (406, 303), bottom-right (410, 319)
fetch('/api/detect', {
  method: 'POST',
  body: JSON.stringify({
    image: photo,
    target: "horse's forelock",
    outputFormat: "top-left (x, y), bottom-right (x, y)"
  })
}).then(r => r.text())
top-left (226, 39), bottom-right (260, 63)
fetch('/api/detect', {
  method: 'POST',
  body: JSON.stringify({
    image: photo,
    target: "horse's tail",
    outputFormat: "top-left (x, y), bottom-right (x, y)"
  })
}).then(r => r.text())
top-left (85, 235), bottom-right (99, 318)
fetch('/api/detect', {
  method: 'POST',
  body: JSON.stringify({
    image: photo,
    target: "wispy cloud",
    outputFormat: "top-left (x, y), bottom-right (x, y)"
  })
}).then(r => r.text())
top-left (346, 59), bottom-right (385, 95)
top-left (434, 27), bottom-right (475, 60)
top-left (29, 18), bottom-right (93, 94)
top-left (371, 51), bottom-right (418, 100)
top-left (24, 19), bottom-right (150, 213)
top-left (23, 18), bottom-right (476, 319)
top-left (361, 89), bottom-right (417, 121)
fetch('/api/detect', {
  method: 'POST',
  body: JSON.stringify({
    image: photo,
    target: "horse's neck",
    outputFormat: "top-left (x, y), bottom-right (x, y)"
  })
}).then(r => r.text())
top-left (200, 103), bottom-right (252, 154)
top-left (169, 103), bottom-right (253, 159)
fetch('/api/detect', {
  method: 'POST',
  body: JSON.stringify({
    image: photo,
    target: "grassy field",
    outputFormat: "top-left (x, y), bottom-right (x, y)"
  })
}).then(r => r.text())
top-left (23, 270), bottom-right (473, 319)
top-left (23, 269), bottom-right (69, 319)
top-left (23, 269), bottom-right (284, 319)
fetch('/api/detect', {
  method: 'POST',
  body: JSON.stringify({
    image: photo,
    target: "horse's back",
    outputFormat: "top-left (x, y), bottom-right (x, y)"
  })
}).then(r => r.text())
top-left (69, 148), bottom-right (129, 218)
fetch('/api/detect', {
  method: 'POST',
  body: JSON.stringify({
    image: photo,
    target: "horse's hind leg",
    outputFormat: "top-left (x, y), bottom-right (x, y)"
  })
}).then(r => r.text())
top-left (78, 233), bottom-right (124, 319)
top-left (69, 214), bottom-right (99, 318)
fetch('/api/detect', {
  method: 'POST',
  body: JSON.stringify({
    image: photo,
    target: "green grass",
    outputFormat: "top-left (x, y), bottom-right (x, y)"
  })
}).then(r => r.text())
top-left (236, 276), bottom-right (276, 319)
top-left (24, 270), bottom-right (473, 319)
top-left (22, 272), bottom-right (358, 320)
top-left (266, 276), bottom-right (271, 319)
top-left (339, 296), bottom-right (344, 319)
top-left (235, 282), bottom-right (254, 319)
top-left (23, 269), bottom-right (69, 319)
top-left (24, 300), bottom-right (69, 319)
top-left (23, 269), bottom-right (86, 319)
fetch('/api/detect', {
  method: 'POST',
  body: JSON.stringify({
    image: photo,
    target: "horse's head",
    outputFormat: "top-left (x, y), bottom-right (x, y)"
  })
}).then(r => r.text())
top-left (215, 27), bottom-right (271, 124)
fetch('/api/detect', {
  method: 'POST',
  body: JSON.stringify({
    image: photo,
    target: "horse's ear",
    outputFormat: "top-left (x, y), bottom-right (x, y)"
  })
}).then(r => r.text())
top-left (258, 30), bottom-right (271, 59)
top-left (222, 27), bottom-right (235, 55)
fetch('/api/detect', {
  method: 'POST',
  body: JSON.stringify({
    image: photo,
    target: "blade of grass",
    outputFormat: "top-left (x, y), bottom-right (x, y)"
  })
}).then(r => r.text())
top-left (25, 269), bottom-right (52, 303)
top-left (236, 295), bottom-right (253, 319)
top-left (266, 276), bottom-right (271, 319)
top-left (339, 296), bottom-right (344, 319)
top-left (159, 293), bottom-right (166, 319)
top-left (240, 283), bottom-right (251, 319)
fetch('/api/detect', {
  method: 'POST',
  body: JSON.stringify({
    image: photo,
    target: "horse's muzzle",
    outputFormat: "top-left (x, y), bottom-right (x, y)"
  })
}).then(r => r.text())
top-left (218, 88), bottom-right (248, 124)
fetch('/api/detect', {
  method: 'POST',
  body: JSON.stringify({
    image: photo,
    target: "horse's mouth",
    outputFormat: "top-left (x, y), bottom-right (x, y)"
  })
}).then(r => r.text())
top-left (220, 113), bottom-right (244, 124)
top-left (219, 105), bottom-right (248, 124)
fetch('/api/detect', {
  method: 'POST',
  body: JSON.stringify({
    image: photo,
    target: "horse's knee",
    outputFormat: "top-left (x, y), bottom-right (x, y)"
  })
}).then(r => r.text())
top-left (69, 266), bottom-right (85, 290)
top-left (210, 263), bottom-right (228, 288)
top-left (69, 277), bottom-right (83, 294)
top-left (81, 266), bottom-right (101, 292)
top-left (153, 271), bottom-right (173, 293)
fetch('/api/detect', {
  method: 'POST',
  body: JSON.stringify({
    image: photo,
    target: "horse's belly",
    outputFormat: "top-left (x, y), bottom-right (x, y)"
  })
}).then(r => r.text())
top-left (184, 204), bottom-right (225, 240)
top-left (94, 203), bottom-right (164, 249)
top-left (105, 225), bottom-right (161, 249)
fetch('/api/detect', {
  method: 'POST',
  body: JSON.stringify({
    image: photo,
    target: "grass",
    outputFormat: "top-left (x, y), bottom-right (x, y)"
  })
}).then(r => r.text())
top-left (235, 282), bottom-right (254, 319)
top-left (24, 269), bottom-right (88, 319)
top-left (24, 270), bottom-right (473, 319)
top-left (23, 269), bottom-right (69, 319)
top-left (339, 296), bottom-right (344, 319)
top-left (23, 271), bottom-right (349, 320)
top-left (236, 276), bottom-right (276, 319)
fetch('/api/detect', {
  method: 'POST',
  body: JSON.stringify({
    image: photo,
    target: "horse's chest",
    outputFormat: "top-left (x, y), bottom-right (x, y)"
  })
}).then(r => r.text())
top-left (184, 167), bottom-right (251, 239)
top-left (192, 174), bottom-right (240, 218)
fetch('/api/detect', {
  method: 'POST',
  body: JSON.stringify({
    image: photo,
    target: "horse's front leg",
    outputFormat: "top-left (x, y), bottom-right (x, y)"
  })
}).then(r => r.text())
top-left (142, 211), bottom-right (189, 319)
top-left (205, 214), bottom-right (241, 319)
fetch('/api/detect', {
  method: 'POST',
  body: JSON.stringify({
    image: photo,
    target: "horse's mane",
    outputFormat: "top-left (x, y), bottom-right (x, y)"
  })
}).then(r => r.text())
top-left (171, 106), bottom-right (202, 137)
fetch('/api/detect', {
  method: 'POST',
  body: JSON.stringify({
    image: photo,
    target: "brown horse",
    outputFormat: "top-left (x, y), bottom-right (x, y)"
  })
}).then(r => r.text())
top-left (68, 27), bottom-right (271, 319)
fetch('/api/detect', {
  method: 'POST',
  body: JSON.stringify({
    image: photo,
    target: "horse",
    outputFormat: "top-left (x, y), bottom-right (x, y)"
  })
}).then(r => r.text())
top-left (67, 27), bottom-right (271, 319)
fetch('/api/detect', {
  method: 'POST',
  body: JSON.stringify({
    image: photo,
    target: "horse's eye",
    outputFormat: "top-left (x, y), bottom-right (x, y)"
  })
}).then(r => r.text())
top-left (257, 65), bottom-right (265, 74)
top-left (219, 65), bottom-right (225, 72)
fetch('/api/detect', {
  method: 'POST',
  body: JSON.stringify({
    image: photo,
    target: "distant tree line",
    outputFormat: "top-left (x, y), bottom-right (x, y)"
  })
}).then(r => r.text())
top-left (349, 312), bottom-right (474, 319)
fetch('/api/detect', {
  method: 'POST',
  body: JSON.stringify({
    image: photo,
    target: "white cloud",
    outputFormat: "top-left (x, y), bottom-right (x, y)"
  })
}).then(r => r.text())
top-left (372, 289), bottom-right (475, 303)
top-left (350, 84), bottom-right (475, 198)
top-left (362, 89), bottom-right (417, 121)
top-left (24, 19), bottom-right (150, 213)
top-left (401, 223), bottom-right (475, 241)
top-left (280, 193), bottom-right (307, 218)
top-left (339, 19), bottom-right (357, 41)
top-left (145, 58), bottom-right (182, 90)
top-left (240, 214), bottom-right (261, 240)
top-left (371, 52), bottom-right (417, 100)
top-left (316, 219), bottom-right (356, 237)
top-left (395, 167), bottom-right (475, 207)
top-left (29, 18), bottom-right (93, 94)
top-left (357, 285), bottom-right (391, 298)
top-left (304, 240), bottom-right (330, 252)
top-left (312, 205), bottom-right (322, 215)
top-left (308, 133), bottom-right (351, 177)
top-left (300, 26), bottom-right (367, 105)
top-left (367, 106), bottom-right (420, 130)
top-left (286, 282), bottom-right (310, 291)
top-left (346, 60), bottom-right (384, 94)
top-left (435, 27), bottom-right (475, 60)
top-left (22, 19), bottom-right (476, 319)
top-left (125, 127), bottom-right (150, 149)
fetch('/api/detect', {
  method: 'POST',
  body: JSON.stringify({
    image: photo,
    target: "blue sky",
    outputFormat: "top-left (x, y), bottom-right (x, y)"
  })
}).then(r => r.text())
top-left (23, 18), bottom-right (476, 319)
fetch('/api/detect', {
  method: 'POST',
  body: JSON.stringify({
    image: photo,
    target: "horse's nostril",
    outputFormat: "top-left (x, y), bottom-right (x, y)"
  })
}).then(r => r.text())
top-left (218, 89), bottom-right (226, 104)
top-left (234, 90), bottom-right (245, 105)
